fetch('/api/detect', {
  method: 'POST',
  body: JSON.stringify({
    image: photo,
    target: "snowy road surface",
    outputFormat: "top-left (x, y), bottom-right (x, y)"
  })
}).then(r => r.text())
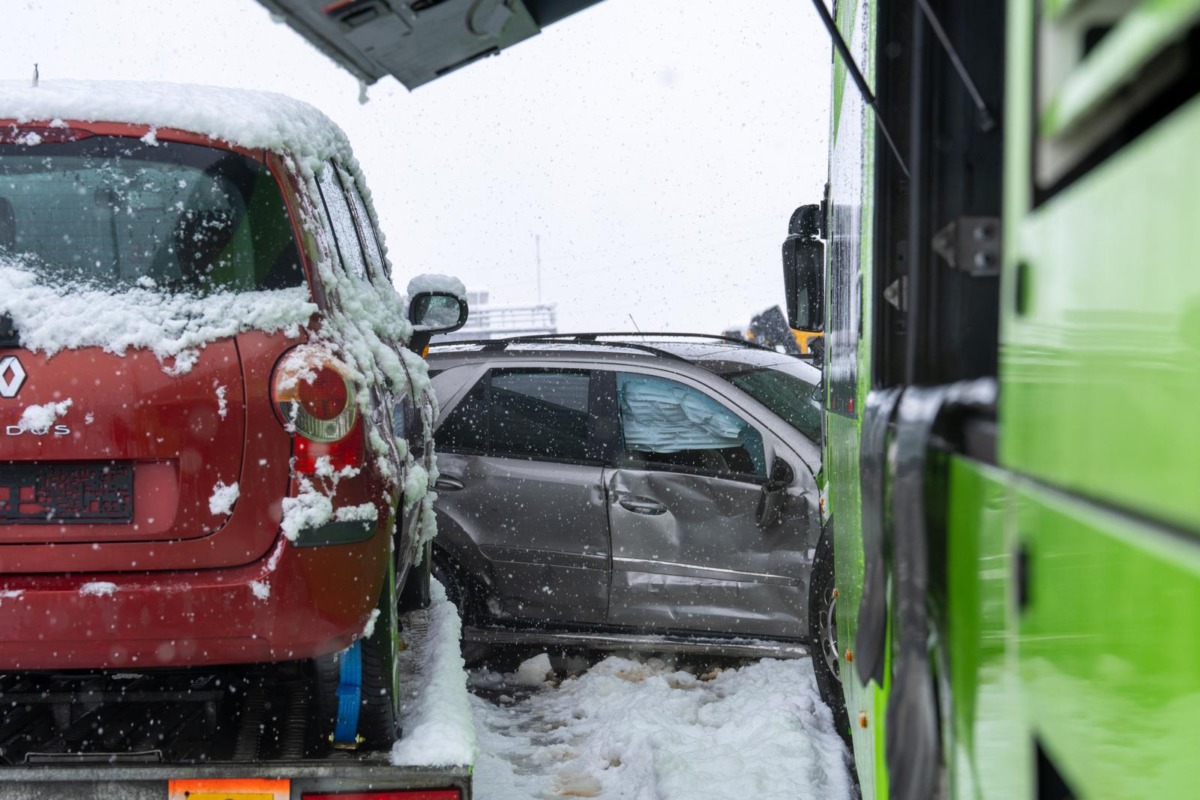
top-left (469, 652), bottom-right (857, 799)
top-left (393, 578), bottom-right (856, 797)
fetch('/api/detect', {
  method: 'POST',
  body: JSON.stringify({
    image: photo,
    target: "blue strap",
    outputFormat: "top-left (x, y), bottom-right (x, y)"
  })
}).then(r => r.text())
top-left (332, 640), bottom-right (363, 745)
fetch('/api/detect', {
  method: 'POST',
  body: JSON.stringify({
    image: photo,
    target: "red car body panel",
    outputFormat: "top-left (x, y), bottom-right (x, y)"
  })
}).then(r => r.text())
top-left (0, 528), bottom-right (388, 670)
top-left (0, 120), bottom-right (398, 669)
top-left (1, 342), bottom-right (247, 547)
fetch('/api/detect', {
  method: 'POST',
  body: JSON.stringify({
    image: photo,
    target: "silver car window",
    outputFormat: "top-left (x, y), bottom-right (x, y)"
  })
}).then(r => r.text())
top-left (616, 372), bottom-right (766, 479)
top-left (434, 376), bottom-right (488, 452)
top-left (436, 368), bottom-right (598, 463)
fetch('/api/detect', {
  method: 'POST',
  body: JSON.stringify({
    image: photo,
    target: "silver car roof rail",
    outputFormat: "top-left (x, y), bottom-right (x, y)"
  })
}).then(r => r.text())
top-left (428, 332), bottom-right (772, 364)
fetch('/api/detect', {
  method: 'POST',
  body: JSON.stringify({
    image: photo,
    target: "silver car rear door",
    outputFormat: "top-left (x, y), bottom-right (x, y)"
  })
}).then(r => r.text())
top-left (601, 368), bottom-right (815, 639)
top-left (432, 365), bottom-right (611, 624)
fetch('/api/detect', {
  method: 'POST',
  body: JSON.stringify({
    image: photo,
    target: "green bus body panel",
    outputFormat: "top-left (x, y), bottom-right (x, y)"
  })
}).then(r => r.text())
top-left (946, 456), bottom-right (1200, 798)
top-left (1015, 480), bottom-right (1200, 796)
top-left (945, 457), bottom-right (1029, 799)
top-left (1001, 14), bottom-right (1200, 793)
top-left (823, 0), bottom-right (1200, 796)
top-left (825, 0), bottom-right (886, 796)
top-left (827, 414), bottom-right (885, 800)
top-left (830, 0), bottom-right (860, 141)
top-left (1002, 10), bottom-right (1200, 532)
top-left (1040, 0), bottom-right (1200, 138)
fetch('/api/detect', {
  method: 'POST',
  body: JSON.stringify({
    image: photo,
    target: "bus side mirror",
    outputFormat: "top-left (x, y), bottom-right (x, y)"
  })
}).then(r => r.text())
top-left (782, 204), bottom-right (825, 331)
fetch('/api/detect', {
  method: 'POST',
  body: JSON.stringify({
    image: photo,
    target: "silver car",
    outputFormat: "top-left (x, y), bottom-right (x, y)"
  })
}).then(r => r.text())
top-left (425, 334), bottom-right (825, 657)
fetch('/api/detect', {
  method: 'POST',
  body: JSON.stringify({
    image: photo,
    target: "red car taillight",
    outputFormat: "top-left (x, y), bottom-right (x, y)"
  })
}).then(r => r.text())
top-left (298, 365), bottom-right (350, 420)
top-left (272, 346), bottom-right (363, 473)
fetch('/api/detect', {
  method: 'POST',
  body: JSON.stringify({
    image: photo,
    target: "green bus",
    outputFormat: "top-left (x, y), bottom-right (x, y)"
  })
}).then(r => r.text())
top-left (784, 1), bottom-right (1200, 797)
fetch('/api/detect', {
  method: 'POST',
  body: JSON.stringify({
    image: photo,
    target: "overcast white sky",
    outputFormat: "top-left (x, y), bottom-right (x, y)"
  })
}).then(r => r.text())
top-left (3, 0), bottom-right (830, 333)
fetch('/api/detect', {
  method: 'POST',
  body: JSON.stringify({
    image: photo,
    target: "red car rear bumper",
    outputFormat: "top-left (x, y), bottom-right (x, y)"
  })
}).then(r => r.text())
top-left (0, 529), bottom-right (388, 670)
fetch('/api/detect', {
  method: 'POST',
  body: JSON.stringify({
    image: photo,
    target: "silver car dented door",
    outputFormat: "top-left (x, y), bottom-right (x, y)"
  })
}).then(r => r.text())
top-left (603, 369), bottom-right (814, 639)
top-left (432, 367), bottom-right (610, 624)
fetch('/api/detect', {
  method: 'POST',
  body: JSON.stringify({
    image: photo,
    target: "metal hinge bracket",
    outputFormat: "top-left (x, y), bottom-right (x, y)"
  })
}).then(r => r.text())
top-left (932, 217), bottom-right (1000, 277)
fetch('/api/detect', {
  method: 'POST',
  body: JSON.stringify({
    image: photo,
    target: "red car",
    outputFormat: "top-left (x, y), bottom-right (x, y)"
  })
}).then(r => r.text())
top-left (0, 81), bottom-right (465, 755)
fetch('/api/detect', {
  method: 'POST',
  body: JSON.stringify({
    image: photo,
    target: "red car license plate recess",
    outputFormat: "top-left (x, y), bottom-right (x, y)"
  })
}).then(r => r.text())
top-left (0, 462), bottom-right (133, 524)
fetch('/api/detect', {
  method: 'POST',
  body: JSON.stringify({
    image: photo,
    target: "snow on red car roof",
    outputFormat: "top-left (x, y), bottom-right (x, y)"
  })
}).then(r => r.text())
top-left (0, 79), bottom-right (354, 173)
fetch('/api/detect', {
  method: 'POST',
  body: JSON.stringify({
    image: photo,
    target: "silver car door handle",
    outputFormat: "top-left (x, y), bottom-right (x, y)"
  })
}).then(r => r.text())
top-left (617, 495), bottom-right (667, 515)
top-left (434, 476), bottom-right (465, 491)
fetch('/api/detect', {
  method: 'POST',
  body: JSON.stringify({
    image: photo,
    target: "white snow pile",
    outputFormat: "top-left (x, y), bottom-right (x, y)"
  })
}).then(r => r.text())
top-left (471, 655), bottom-right (856, 800)
top-left (18, 398), bottom-right (72, 434)
top-left (0, 80), bottom-right (354, 176)
top-left (0, 259), bottom-right (315, 374)
top-left (514, 652), bottom-right (554, 687)
top-left (279, 460), bottom-right (378, 540)
top-left (79, 582), bottom-right (117, 597)
top-left (361, 608), bottom-right (381, 639)
top-left (208, 481), bottom-right (240, 516)
top-left (215, 384), bottom-right (228, 420)
top-left (407, 273), bottom-right (467, 301)
top-left (391, 578), bottom-right (475, 767)
top-left (334, 502), bottom-right (379, 523)
top-left (279, 478), bottom-right (335, 542)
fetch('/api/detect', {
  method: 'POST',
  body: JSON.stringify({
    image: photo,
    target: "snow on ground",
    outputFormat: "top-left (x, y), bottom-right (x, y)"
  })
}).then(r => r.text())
top-left (391, 578), bottom-right (476, 767)
top-left (396, 580), bottom-right (858, 796)
top-left (470, 652), bottom-right (857, 800)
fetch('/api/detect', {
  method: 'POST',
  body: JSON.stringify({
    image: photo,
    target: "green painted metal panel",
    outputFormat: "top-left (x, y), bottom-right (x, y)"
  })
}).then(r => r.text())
top-left (943, 456), bottom-right (1200, 797)
top-left (821, 1), bottom-right (1200, 797)
top-left (1000, 8), bottom-right (1200, 795)
top-left (1041, 0), bottom-right (1200, 138)
top-left (830, 0), bottom-right (862, 142)
top-left (826, 414), bottom-right (887, 800)
top-left (1015, 480), bottom-right (1200, 796)
top-left (824, 0), bottom-right (885, 795)
top-left (1042, 0), bottom-right (1086, 18)
top-left (945, 458), bottom-right (1029, 799)
top-left (1002, 94), bottom-right (1200, 532)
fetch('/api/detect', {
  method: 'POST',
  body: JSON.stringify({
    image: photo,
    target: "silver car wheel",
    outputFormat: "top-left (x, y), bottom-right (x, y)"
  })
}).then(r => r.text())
top-left (818, 586), bottom-right (841, 682)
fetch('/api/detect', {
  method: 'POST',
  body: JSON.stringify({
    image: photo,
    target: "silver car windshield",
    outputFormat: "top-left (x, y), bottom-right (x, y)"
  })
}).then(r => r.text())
top-left (719, 363), bottom-right (822, 444)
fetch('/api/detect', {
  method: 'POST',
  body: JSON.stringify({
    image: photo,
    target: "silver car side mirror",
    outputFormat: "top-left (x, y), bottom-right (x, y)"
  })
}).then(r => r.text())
top-left (756, 457), bottom-right (795, 528)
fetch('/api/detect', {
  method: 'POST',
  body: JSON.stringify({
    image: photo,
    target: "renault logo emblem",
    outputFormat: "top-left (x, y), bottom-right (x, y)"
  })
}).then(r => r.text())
top-left (0, 355), bottom-right (26, 398)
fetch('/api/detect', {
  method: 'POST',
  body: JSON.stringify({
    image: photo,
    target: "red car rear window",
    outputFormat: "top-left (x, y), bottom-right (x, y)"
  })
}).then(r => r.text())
top-left (0, 135), bottom-right (303, 294)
